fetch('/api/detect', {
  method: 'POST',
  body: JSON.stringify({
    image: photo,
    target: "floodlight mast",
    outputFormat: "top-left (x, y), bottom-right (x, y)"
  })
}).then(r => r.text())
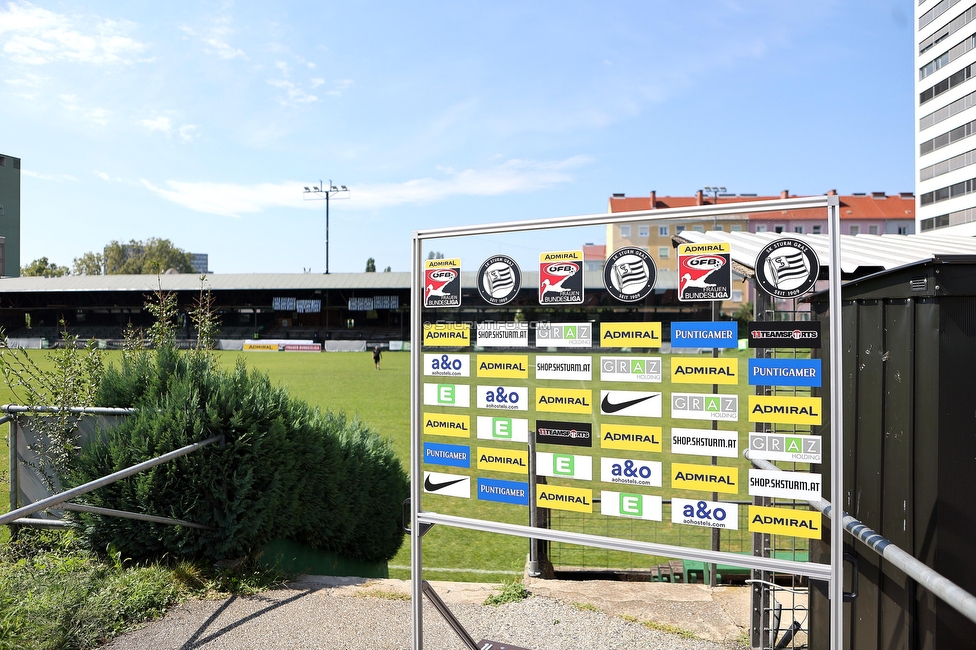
top-left (302, 180), bottom-right (350, 274)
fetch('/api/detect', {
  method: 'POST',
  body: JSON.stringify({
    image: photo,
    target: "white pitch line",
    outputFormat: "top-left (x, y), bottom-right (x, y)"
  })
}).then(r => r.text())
top-left (389, 565), bottom-right (521, 575)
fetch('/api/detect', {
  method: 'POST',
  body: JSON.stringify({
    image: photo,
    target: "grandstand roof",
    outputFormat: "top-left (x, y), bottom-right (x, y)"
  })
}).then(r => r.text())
top-left (0, 272), bottom-right (413, 293)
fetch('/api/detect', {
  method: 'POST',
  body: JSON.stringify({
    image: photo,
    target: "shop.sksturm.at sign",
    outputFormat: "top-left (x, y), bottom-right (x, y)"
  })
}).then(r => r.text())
top-left (670, 427), bottom-right (738, 458)
top-left (534, 355), bottom-right (592, 381)
top-left (476, 322), bottom-right (529, 348)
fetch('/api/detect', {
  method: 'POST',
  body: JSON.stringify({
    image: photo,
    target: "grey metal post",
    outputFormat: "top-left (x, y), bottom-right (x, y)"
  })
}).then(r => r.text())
top-left (5, 416), bottom-right (16, 529)
top-left (827, 193), bottom-right (845, 650)
top-left (527, 428), bottom-right (539, 576)
top-left (710, 299), bottom-right (720, 587)
top-left (410, 233), bottom-right (424, 650)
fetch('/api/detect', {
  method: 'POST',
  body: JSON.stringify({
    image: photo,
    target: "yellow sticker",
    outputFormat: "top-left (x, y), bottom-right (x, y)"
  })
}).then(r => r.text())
top-left (477, 446), bottom-right (529, 474)
top-left (671, 463), bottom-right (739, 494)
top-left (748, 505), bottom-right (823, 539)
top-left (476, 354), bottom-right (529, 379)
top-left (600, 424), bottom-right (663, 452)
top-left (537, 484), bottom-right (593, 513)
top-left (600, 322), bottom-right (662, 348)
top-left (677, 242), bottom-right (731, 255)
top-left (748, 395), bottom-right (822, 425)
top-left (423, 324), bottom-right (470, 347)
top-left (424, 258), bottom-right (461, 269)
top-left (535, 387), bottom-right (593, 414)
top-left (423, 413), bottom-right (471, 438)
top-left (539, 250), bottom-right (584, 262)
top-left (243, 342), bottom-right (278, 351)
top-left (671, 357), bottom-right (739, 385)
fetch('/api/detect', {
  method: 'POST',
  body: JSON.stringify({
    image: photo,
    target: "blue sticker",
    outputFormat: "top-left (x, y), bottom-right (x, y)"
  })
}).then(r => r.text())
top-left (748, 358), bottom-right (822, 387)
top-left (477, 478), bottom-right (530, 505)
top-left (424, 442), bottom-right (471, 468)
top-left (670, 322), bottom-right (738, 348)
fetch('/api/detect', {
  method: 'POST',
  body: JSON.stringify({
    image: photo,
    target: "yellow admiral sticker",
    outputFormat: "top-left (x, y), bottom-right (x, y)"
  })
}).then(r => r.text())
top-left (539, 250), bottom-right (583, 262)
top-left (677, 242), bottom-right (731, 255)
top-left (425, 258), bottom-right (461, 269)
top-left (600, 322), bottom-right (662, 348)
top-left (477, 446), bottom-right (529, 474)
top-left (476, 354), bottom-right (529, 379)
top-left (671, 462), bottom-right (739, 494)
top-left (671, 357), bottom-right (739, 385)
top-left (535, 387), bottom-right (593, 414)
top-left (537, 484), bottom-right (593, 513)
top-left (748, 505), bottom-right (822, 539)
top-left (600, 423), bottom-right (663, 452)
top-left (423, 323), bottom-right (470, 347)
top-left (748, 395), bottom-right (822, 425)
top-left (423, 413), bottom-right (471, 438)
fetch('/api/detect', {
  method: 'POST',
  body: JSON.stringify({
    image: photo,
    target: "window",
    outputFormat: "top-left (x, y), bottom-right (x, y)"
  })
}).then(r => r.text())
top-left (731, 289), bottom-right (743, 303)
top-left (774, 226), bottom-right (784, 234)
top-left (692, 225), bottom-right (704, 233)
top-left (638, 225), bottom-right (649, 237)
top-left (620, 225), bottom-right (631, 238)
top-left (794, 226), bottom-right (804, 233)
top-left (730, 224), bottom-right (743, 232)
top-left (676, 225), bottom-right (686, 233)
top-left (813, 225), bottom-right (822, 234)
top-left (658, 225), bottom-right (669, 236)
top-left (658, 247), bottom-right (669, 259)
top-left (850, 225), bottom-right (860, 235)
top-left (755, 225), bottom-right (767, 233)
top-left (898, 225), bottom-right (909, 235)
top-left (714, 225), bottom-right (724, 231)
top-left (869, 225), bottom-right (879, 235)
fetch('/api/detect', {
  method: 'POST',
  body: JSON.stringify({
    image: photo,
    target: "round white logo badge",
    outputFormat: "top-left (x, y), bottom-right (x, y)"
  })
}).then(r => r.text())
top-left (477, 255), bottom-right (522, 305)
top-left (604, 246), bottom-right (657, 302)
top-left (754, 238), bottom-right (820, 298)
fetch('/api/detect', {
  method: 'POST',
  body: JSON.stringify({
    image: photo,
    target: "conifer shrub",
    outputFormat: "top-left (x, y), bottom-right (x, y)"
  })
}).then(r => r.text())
top-left (70, 345), bottom-right (408, 564)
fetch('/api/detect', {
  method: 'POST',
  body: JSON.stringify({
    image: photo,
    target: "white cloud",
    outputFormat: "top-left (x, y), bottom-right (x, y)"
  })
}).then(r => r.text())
top-left (0, 1), bottom-right (147, 65)
top-left (59, 93), bottom-right (109, 125)
top-left (198, 15), bottom-right (246, 60)
top-left (267, 78), bottom-right (318, 106)
top-left (178, 124), bottom-right (198, 143)
top-left (22, 169), bottom-right (78, 182)
top-left (140, 157), bottom-right (591, 218)
top-left (326, 79), bottom-right (352, 97)
top-left (94, 170), bottom-right (111, 181)
top-left (141, 115), bottom-right (172, 133)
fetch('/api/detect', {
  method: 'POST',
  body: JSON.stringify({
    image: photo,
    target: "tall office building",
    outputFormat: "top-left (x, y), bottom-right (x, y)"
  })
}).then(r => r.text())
top-left (0, 153), bottom-right (21, 276)
top-left (915, 2), bottom-right (976, 233)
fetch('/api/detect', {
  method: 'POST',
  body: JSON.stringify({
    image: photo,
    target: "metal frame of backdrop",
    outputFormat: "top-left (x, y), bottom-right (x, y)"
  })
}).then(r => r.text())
top-left (409, 195), bottom-right (844, 650)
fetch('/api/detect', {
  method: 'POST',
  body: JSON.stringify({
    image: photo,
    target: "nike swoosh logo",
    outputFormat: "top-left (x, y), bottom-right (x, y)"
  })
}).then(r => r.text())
top-left (424, 475), bottom-right (467, 492)
top-left (601, 393), bottom-right (655, 414)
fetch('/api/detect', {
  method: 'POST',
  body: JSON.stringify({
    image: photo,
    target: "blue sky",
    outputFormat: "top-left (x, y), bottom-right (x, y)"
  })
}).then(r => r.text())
top-left (0, 1), bottom-right (913, 274)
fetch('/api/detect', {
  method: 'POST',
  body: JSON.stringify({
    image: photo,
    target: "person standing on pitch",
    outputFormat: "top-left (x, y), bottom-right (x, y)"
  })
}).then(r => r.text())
top-left (373, 346), bottom-right (382, 370)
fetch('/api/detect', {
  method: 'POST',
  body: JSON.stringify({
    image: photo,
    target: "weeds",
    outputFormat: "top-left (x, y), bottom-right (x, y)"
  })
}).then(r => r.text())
top-left (620, 613), bottom-right (698, 639)
top-left (483, 579), bottom-right (530, 606)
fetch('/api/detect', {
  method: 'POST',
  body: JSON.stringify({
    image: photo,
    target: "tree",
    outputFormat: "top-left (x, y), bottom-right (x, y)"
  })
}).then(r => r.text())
top-left (365, 257), bottom-right (376, 272)
top-left (72, 252), bottom-right (104, 275)
top-left (383, 266), bottom-right (391, 272)
top-left (99, 238), bottom-right (195, 274)
top-left (21, 257), bottom-right (70, 277)
top-left (427, 251), bottom-right (445, 260)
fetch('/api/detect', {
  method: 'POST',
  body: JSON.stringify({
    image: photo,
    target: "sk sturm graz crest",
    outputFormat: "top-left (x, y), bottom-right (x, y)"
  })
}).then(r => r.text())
top-left (423, 258), bottom-right (461, 308)
top-left (539, 250), bottom-right (584, 304)
top-left (677, 242), bottom-right (732, 301)
top-left (477, 255), bottom-right (521, 305)
top-left (604, 246), bottom-right (656, 302)
top-left (754, 238), bottom-right (820, 299)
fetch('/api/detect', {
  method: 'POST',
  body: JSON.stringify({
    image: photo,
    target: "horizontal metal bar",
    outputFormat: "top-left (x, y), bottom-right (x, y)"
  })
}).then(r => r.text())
top-left (10, 517), bottom-right (73, 529)
top-left (0, 434), bottom-right (223, 527)
top-left (61, 502), bottom-right (216, 531)
top-left (1, 405), bottom-right (135, 415)
top-left (0, 415), bottom-right (13, 425)
top-left (745, 452), bottom-right (976, 625)
top-left (418, 511), bottom-right (831, 581)
top-left (413, 196), bottom-right (830, 241)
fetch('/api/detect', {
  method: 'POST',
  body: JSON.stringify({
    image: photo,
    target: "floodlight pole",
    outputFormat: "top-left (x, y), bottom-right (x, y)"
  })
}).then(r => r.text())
top-left (303, 180), bottom-right (350, 274)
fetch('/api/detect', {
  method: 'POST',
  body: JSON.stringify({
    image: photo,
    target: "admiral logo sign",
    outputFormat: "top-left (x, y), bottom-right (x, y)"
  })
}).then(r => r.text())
top-left (749, 505), bottom-right (822, 539)
top-left (747, 321), bottom-right (821, 349)
top-left (476, 385), bottom-right (528, 411)
top-left (600, 457), bottom-right (662, 487)
top-left (477, 478), bottom-right (529, 505)
top-left (477, 255), bottom-right (522, 305)
top-left (671, 498), bottom-right (738, 530)
top-left (536, 387), bottom-right (593, 414)
top-left (748, 358), bottom-right (822, 387)
top-left (539, 250), bottom-right (584, 305)
top-left (670, 322), bottom-right (737, 348)
top-left (423, 258), bottom-right (462, 308)
top-left (600, 357), bottom-right (662, 383)
top-left (534, 355), bottom-right (592, 381)
top-left (754, 238), bottom-right (820, 299)
top-left (600, 424), bottom-right (662, 452)
top-left (423, 353), bottom-right (470, 377)
top-left (670, 393), bottom-right (738, 421)
top-left (749, 432), bottom-right (822, 463)
top-left (670, 357), bottom-right (739, 385)
top-left (600, 390), bottom-right (662, 417)
top-left (677, 242), bottom-right (732, 302)
top-left (600, 322), bottom-right (662, 348)
top-left (423, 412), bottom-right (471, 438)
top-left (670, 427), bottom-right (738, 458)
top-left (423, 442), bottom-right (470, 468)
top-left (423, 383), bottom-right (471, 408)
top-left (423, 471), bottom-right (470, 498)
top-left (748, 395), bottom-right (822, 425)
top-left (477, 446), bottom-right (529, 474)
top-left (537, 484), bottom-right (592, 513)
top-left (535, 420), bottom-right (592, 447)
top-left (537, 452), bottom-right (593, 480)
top-left (476, 322), bottom-right (529, 348)
top-left (748, 469), bottom-right (822, 500)
top-left (423, 323), bottom-right (471, 347)
top-left (604, 246), bottom-right (657, 302)
top-left (671, 463), bottom-right (739, 494)
top-left (477, 416), bottom-right (530, 443)
top-left (601, 491), bottom-right (663, 521)
top-left (476, 354), bottom-right (528, 379)
top-left (535, 323), bottom-right (591, 348)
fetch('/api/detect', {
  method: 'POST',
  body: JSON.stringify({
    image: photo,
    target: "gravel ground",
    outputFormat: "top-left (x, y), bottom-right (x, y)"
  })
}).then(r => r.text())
top-left (103, 578), bottom-right (747, 650)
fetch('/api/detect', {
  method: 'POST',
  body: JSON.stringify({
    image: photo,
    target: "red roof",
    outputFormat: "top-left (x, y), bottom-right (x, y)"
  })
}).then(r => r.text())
top-left (608, 193), bottom-right (914, 220)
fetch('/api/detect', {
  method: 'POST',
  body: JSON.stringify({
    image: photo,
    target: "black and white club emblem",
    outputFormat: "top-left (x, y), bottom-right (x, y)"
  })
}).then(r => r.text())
top-left (754, 238), bottom-right (820, 299)
top-left (477, 255), bottom-right (522, 305)
top-left (604, 246), bottom-right (656, 302)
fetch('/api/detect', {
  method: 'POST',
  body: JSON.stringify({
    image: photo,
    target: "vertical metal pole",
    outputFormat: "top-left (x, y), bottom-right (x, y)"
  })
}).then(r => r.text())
top-left (827, 194), bottom-right (845, 650)
top-left (528, 429), bottom-right (539, 576)
top-left (710, 299), bottom-right (720, 587)
top-left (410, 233), bottom-right (424, 650)
top-left (8, 418), bottom-right (17, 515)
top-left (325, 186), bottom-right (330, 275)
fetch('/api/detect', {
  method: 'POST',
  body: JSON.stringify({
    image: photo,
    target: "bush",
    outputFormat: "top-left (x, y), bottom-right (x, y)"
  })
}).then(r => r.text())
top-left (70, 346), bottom-right (408, 564)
